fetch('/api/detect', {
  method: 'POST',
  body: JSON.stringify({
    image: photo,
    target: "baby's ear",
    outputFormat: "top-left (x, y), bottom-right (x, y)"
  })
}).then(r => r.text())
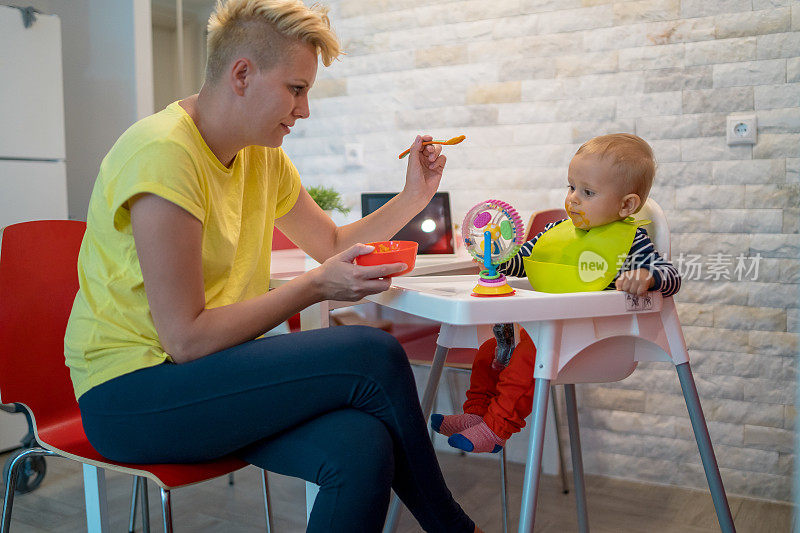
top-left (619, 193), bottom-right (641, 218)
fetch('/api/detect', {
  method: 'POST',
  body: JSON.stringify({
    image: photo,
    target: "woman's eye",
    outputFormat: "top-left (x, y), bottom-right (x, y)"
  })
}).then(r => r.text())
top-left (567, 185), bottom-right (575, 191)
top-left (291, 86), bottom-right (303, 95)
top-left (584, 189), bottom-right (594, 197)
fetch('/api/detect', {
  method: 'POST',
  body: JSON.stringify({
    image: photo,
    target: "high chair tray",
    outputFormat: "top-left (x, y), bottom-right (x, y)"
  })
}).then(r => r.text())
top-left (367, 275), bottom-right (663, 326)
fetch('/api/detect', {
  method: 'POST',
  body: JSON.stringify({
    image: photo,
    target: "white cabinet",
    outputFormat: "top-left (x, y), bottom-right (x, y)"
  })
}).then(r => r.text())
top-left (0, 5), bottom-right (66, 160)
top-left (0, 6), bottom-right (69, 229)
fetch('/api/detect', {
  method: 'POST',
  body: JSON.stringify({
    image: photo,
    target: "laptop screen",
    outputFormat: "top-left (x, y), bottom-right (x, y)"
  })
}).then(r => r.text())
top-left (361, 192), bottom-right (455, 254)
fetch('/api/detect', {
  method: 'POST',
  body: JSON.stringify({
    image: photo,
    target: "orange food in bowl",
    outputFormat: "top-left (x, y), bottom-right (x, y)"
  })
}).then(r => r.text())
top-left (355, 240), bottom-right (418, 277)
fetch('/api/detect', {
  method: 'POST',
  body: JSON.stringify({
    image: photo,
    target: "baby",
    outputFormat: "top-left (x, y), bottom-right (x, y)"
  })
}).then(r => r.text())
top-left (432, 133), bottom-right (681, 453)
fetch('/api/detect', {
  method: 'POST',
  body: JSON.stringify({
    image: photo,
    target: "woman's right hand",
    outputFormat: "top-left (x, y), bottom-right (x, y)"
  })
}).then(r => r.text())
top-left (309, 243), bottom-right (407, 301)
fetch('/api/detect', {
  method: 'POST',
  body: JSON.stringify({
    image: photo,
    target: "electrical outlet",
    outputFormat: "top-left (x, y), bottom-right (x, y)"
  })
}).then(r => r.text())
top-left (345, 143), bottom-right (364, 167)
top-left (726, 114), bottom-right (757, 145)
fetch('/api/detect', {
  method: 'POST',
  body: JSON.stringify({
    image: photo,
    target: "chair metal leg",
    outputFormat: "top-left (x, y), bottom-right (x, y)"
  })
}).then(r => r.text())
top-left (128, 477), bottom-right (139, 533)
top-left (261, 469), bottom-right (274, 533)
top-left (564, 384), bottom-right (589, 533)
top-left (383, 343), bottom-right (450, 533)
top-left (2, 447), bottom-right (58, 533)
top-left (140, 478), bottom-right (150, 533)
top-left (550, 385), bottom-right (570, 494)
top-left (160, 488), bottom-right (172, 533)
top-left (82, 463), bottom-right (110, 533)
top-left (676, 362), bottom-right (736, 533)
top-left (519, 378), bottom-right (551, 533)
top-left (499, 447), bottom-right (509, 533)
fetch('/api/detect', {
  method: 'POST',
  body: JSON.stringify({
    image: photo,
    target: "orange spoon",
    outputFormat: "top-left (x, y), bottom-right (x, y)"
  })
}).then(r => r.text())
top-left (398, 135), bottom-right (466, 159)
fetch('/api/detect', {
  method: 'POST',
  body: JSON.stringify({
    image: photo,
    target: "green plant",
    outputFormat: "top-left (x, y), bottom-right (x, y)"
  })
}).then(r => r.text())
top-left (306, 185), bottom-right (351, 215)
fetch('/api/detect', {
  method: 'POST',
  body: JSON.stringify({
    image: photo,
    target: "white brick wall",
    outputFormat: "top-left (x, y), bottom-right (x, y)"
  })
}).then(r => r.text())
top-left (282, 0), bottom-right (800, 502)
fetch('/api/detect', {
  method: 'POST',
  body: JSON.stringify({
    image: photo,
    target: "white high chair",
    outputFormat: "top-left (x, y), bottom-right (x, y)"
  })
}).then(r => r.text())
top-left (373, 198), bottom-right (735, 533)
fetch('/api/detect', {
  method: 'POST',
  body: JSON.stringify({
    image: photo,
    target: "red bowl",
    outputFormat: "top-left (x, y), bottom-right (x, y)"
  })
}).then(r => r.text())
top-left (355, 240), bottom-right (418, 277)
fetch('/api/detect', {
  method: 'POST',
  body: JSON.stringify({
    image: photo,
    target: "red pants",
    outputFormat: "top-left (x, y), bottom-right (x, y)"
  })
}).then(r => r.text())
top-left (463, 329), bottom-right (536, 440)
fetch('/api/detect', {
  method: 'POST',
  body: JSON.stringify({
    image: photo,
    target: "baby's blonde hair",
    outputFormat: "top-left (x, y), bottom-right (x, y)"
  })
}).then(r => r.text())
top-left (205, 0), bottom-right (341, 83)
top-left (575, 133), bottom-right (656, 208)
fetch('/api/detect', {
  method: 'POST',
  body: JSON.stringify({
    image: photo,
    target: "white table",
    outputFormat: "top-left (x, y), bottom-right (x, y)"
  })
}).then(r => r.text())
top-left (269, 248), bottom-right (480, 330)
top-left (270, 247), bottom-right (478, 277)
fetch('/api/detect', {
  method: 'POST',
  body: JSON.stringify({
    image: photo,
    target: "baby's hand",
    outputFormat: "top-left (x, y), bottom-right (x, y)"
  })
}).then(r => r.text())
top-left (615, 268), bottom-right (654, 296)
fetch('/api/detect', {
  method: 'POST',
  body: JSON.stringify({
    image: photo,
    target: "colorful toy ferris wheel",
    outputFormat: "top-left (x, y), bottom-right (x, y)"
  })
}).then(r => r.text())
top-left (461, 199), bottom-right (525, 297)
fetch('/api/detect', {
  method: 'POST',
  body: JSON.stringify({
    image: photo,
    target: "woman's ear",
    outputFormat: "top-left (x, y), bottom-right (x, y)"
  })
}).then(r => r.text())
top-left (618, 193), bottom-right (642, 218)
top-left (229, 58), bottom-right (253, 97)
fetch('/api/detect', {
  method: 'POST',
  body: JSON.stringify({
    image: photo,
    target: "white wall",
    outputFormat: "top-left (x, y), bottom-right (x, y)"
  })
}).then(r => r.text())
top-left (282, 0), bottom-right (800, 503)
top-left (16, 0), bottom-right (153, 221)
top-left (151, 2), bottom-right (208, 111)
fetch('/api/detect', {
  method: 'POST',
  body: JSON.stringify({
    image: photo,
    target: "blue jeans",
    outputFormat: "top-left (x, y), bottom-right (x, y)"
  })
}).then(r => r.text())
top-left (79, 325), bottom-right (474, 533)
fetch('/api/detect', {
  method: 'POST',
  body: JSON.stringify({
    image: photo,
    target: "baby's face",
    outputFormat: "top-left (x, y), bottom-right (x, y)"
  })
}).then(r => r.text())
top-left (565, 153), bottom-right (633, 230)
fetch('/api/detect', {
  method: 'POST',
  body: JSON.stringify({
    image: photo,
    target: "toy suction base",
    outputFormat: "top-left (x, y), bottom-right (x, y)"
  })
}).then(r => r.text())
top-left (471, 283), bottom-right (515, 297)
top-left (471, 275), bottom-right (516, 297)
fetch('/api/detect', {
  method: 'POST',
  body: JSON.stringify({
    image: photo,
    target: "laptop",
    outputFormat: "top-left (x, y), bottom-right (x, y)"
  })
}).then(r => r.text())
top-left (360, 192), bottom-right (457, 257)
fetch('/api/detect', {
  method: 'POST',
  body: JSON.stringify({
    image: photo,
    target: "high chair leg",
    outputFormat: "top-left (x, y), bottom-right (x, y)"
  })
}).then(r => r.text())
top-left (383, 343), bottom-right (450, 533)
top-left (564, 384), bottom-right (588, 533)
top-left (429, 390), bottom-right (438, 443)
top-left (550, 386), bottom-right (570, 494)
top-left (676, 362), bottom-right (736, 533)
top-left (499, 447), bottom-right (509, 533)
top-left (448, 369), bottom-right (467, 456)
top-left (446, 368), bottom-right (461, 411)
top-left (519, 377), bottom-right (550, 533)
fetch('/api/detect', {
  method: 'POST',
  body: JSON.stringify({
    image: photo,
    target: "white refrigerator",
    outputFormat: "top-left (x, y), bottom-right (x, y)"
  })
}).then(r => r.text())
top-left (0, 5), bottom-right (69, 451)
top-left (0, 5), bottom-right (68, 228)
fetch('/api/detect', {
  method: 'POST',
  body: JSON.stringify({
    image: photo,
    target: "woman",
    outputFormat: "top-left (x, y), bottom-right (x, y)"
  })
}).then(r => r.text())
top-left (65, 1), bottom-right (482, 531)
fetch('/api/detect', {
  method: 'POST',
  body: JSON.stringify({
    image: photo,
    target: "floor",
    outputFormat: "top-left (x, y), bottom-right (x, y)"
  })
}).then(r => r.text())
top-left (1, 449), bottom-right (794, 532)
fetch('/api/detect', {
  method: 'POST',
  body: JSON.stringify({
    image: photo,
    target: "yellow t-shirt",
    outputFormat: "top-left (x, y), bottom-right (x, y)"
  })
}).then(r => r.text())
top-left (64, 101), bottom-right (301, 399)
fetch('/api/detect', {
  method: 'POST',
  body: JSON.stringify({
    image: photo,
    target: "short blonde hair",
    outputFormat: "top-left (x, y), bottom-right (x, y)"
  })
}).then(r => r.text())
top-left (575, 133), bottom-right (656, 207)
top-left (206, 0), bottom-right (341, 83)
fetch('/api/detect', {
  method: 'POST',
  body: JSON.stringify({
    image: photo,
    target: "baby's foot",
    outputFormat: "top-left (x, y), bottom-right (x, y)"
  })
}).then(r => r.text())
top-left (448, 421), bottom-right (505, 453)
top-left (430, 413), bottom-right (483, 437)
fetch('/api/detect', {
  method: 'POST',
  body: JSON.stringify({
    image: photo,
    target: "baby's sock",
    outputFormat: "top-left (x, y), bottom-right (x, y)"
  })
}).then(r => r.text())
top-left (430, 413), bottom-right (483, 437)
top-left (448, 421), bottom-right (505, 453)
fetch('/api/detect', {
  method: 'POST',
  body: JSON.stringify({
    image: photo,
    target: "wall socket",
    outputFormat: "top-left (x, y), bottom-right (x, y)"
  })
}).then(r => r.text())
top-left (345, 143), bottom-right (364, 167)
top-left (726, 114), bottom-right (757, 145)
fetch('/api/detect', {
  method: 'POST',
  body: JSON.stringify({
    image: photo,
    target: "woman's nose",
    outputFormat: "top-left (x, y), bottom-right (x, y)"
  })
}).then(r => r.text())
top-left (294, 95), bottom-right (310, 119)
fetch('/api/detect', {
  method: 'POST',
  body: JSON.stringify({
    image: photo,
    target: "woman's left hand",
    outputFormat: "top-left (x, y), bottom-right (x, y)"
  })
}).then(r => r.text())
top-left (402, 134), bottom-right (446, 207)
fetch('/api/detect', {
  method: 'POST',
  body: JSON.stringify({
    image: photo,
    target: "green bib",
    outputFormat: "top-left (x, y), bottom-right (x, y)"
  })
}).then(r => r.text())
top-left (523, 217), bottom-right (649, 293)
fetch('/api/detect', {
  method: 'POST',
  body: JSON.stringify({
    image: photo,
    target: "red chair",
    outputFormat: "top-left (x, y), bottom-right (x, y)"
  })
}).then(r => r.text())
top-left (271, 226), bottom-right (296, 251)
top-left (526, 207), bottom-right (567, 241)
top-left (0, 220), bottom-right (272, 532)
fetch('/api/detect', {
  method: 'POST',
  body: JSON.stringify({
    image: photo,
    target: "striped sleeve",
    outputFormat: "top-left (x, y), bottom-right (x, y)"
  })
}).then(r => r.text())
top-left (499, 219), bottom-right (567, 277)
top-left (612, 227), bottom-right (681, 297)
